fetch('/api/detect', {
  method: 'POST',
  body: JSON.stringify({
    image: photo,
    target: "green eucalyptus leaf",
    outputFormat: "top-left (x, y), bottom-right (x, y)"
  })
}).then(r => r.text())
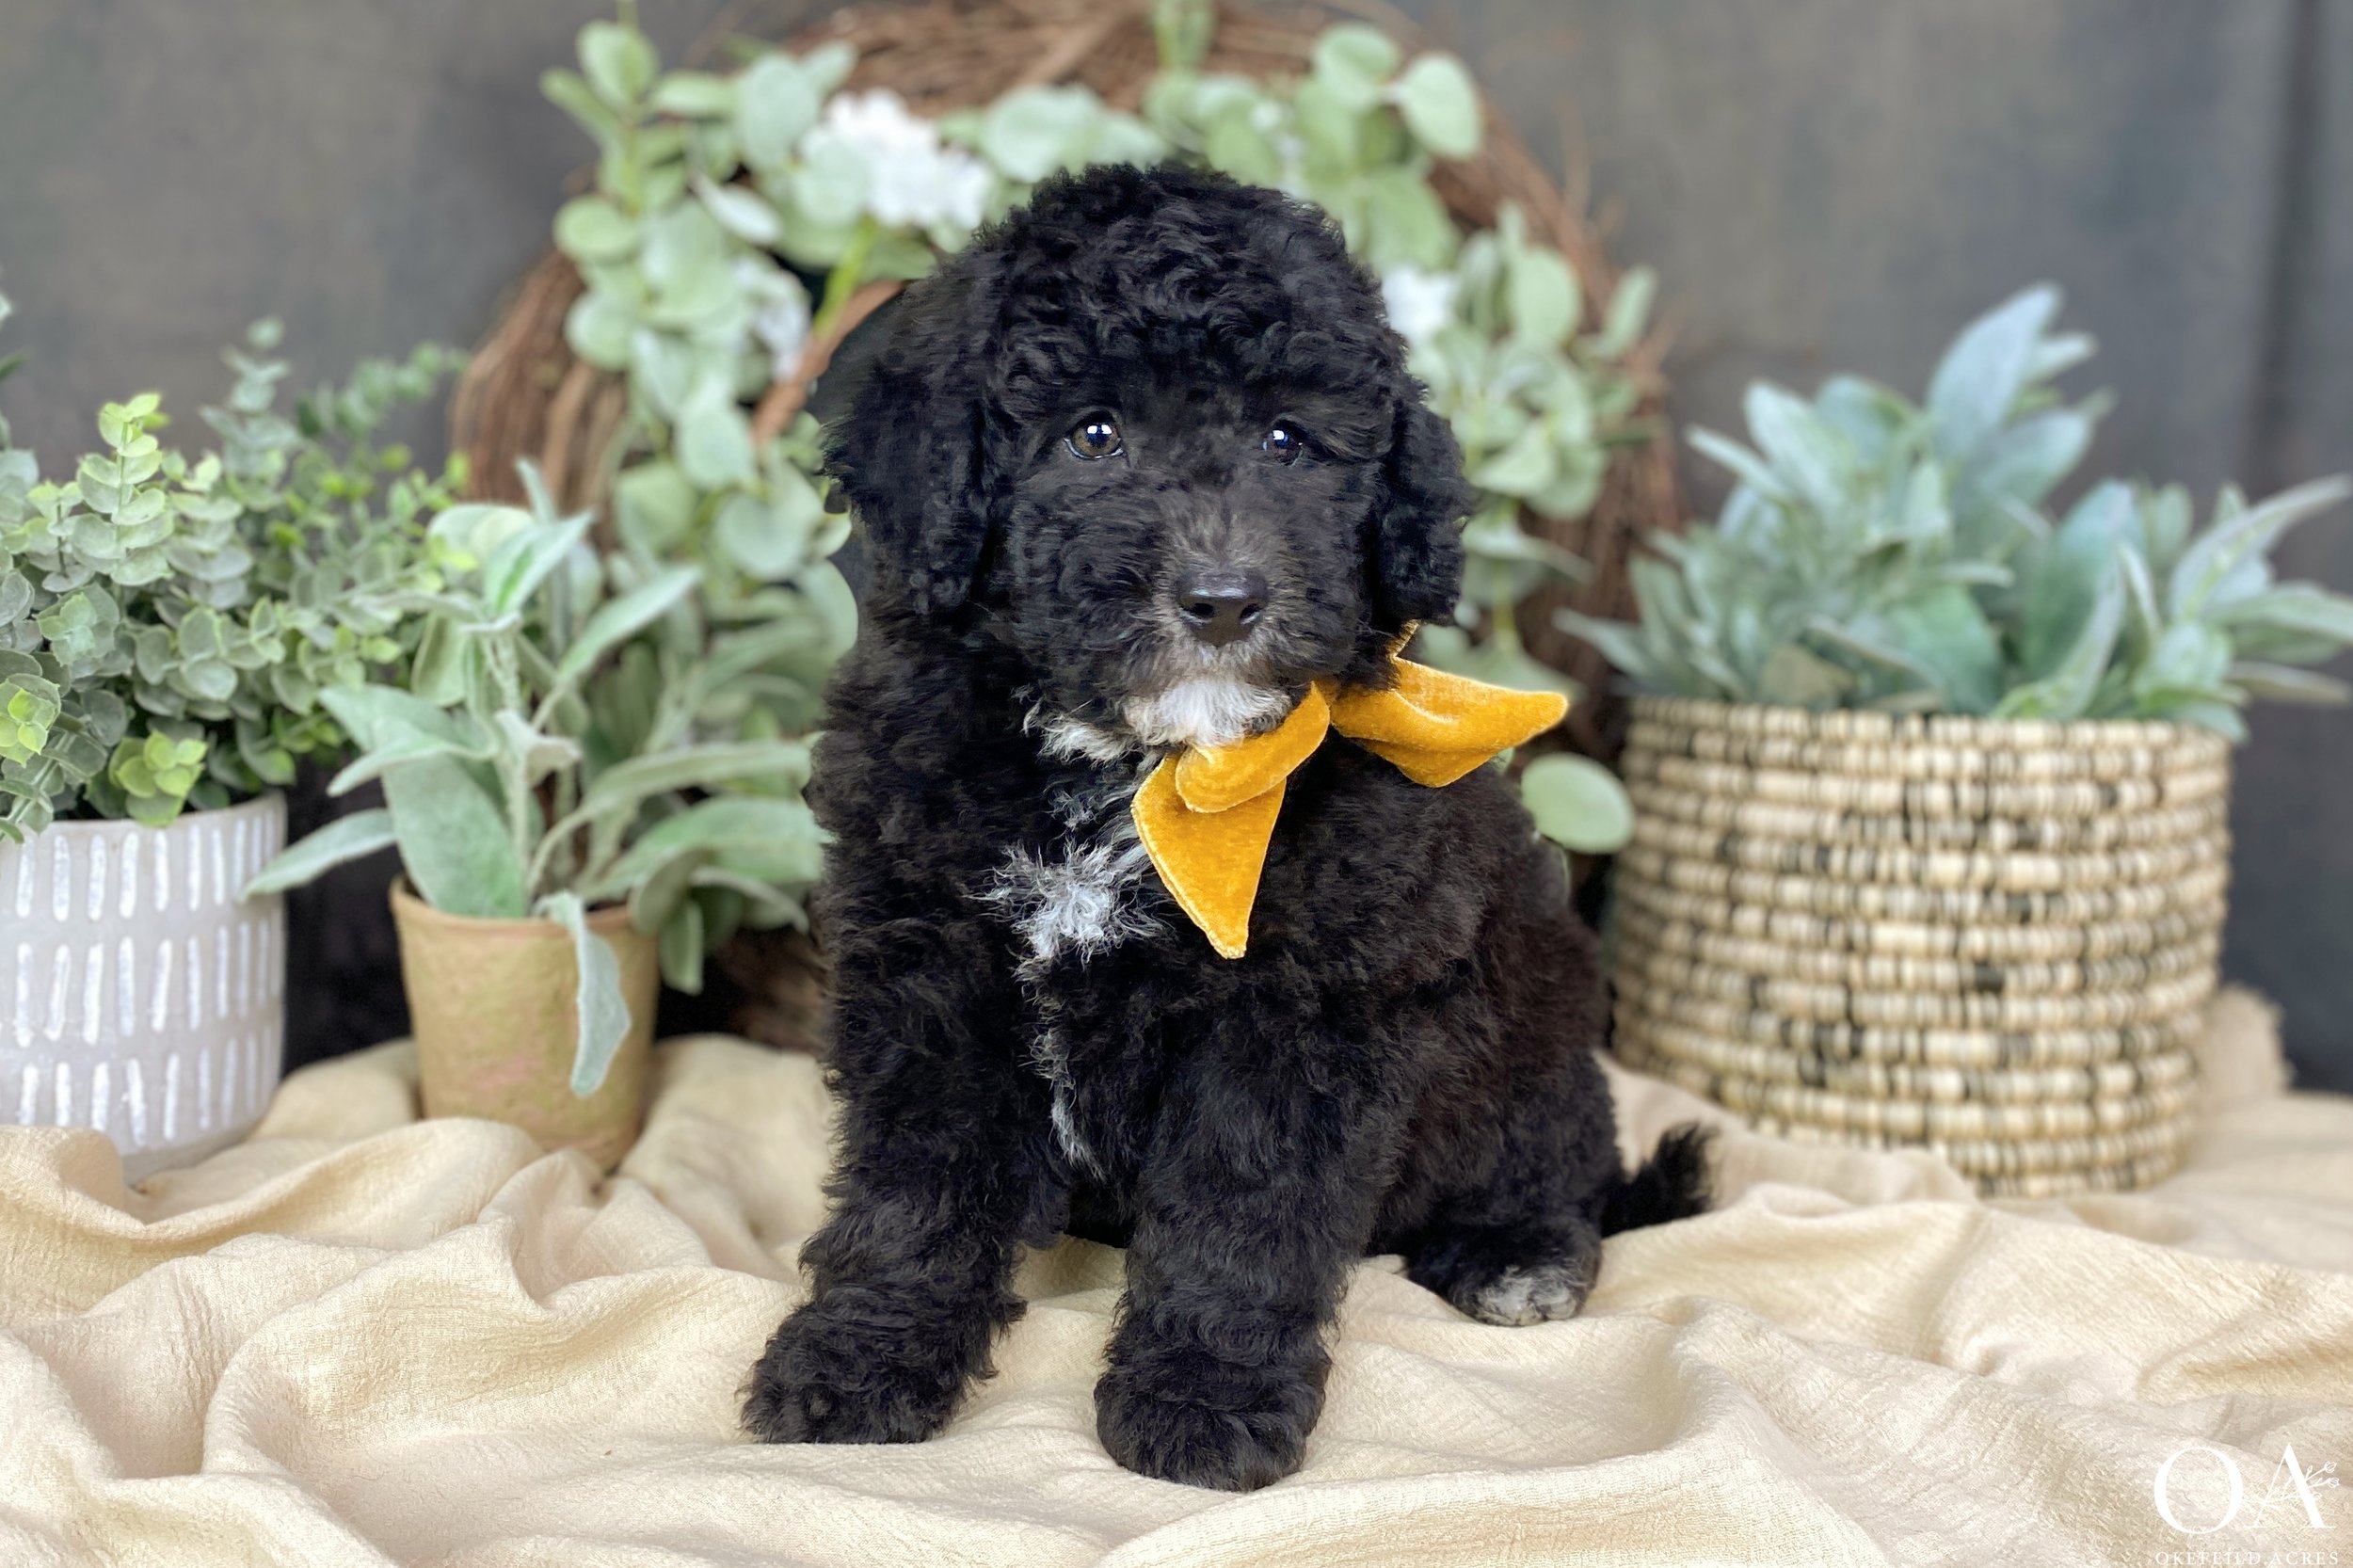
top-left (735, 53), bottom-right (822, 169)
top-left (1519, 752), bottom-right (1633, 853)
top-left (981, 86), bottom-right (1100, 182)
top-left (696, 178), bottom-right (783, 246)
top-left (579, 21), bottom-right (658, 110)
top-left (650, 71), bottom-right (737, 118)
top-left (553, 197), bottom-right (639, 263)
top-left (1311, 24), bottom-right (1402, 112)
top-left (675, 379), bottom-right (756, 488)
top-left (612, 459), bottom-right (697, 554)
top-left (564, 291), bottom-right (636, 370)
top-left (1504, 245), bottom-right (1579, 349)
top-left (1396, 53), bottom-right (1481, 158)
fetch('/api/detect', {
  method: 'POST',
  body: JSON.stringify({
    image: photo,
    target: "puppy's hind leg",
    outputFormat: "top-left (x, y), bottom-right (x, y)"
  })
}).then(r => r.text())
top-left (1402, 1049), bottom-right (1708, 1327)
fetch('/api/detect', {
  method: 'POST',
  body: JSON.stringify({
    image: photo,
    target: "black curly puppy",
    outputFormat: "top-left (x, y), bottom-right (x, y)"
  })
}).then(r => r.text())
top-left (744, 163), bottom-right (1709, 1491)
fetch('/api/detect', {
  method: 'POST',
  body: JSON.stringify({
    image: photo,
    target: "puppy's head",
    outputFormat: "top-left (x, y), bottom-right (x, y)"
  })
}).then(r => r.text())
top-left (830, 164), bottom-right (1469, 750)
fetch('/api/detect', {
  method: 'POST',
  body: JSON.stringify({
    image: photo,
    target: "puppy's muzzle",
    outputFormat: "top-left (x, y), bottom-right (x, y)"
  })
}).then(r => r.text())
top-left (1176, 566), bottom-right (1269, 648)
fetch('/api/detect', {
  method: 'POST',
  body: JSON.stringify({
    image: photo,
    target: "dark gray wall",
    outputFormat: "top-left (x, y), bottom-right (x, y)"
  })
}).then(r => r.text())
top-left (4, 1), bottom-right (2349, 1084)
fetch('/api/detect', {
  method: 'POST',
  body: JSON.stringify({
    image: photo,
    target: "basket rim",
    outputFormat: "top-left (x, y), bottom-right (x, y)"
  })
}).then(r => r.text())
top-left (1626, 693), bottom-right (2235, 752)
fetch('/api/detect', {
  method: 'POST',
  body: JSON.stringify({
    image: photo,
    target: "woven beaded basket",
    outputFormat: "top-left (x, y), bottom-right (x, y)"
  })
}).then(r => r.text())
top-left (1609, 696), bottom-right (2232, 1197)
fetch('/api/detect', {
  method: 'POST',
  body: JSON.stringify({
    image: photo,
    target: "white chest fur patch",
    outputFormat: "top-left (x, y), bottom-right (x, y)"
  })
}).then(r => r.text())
top-left (980, 769), bottom-right (1162, 1175)
top-left (985, 831), bottom-right (1160, 978)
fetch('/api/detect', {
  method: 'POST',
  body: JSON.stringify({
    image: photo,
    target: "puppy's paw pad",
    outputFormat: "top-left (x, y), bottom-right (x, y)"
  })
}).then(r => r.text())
top-left (1461, 1259), bottom-right (1594, 1326)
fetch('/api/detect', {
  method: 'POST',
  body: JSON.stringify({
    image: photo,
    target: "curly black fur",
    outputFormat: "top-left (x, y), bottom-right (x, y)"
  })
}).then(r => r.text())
top-left (743, 164), bottom-right (1710, 1491)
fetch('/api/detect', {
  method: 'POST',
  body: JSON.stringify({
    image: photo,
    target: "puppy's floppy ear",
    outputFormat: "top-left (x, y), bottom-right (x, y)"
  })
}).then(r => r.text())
top-left (826, 253), bottom-right (1004, 616)
top-left (1368, 395), bottom-right (1472, 627)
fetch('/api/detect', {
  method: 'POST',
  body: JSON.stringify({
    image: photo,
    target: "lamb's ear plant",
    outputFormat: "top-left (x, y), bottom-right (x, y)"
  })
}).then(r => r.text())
top-left (1563, 284), bottom-right (2353, 736)
top-left (248, 465), bottom-right (827, 1095)
top-left (0, 300), bottom-right (466, 840)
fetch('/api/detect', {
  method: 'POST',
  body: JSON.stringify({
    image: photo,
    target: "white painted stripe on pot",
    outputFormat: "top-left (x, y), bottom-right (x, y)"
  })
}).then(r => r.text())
top-left (81, 944), bottom-right (104, 1047)
top-left (10, 945), bottom-right (27, 1048)
top-left (10, 849), bottom-right (29, 919)
top-left (232, 818), bottom-right (248, 902)
top-left (53, 1061), bottom-right (72, 1127)
top-left (51, 837), bottom-right (72, 922)
top-left (196, 1046), bottom-right (213, 1131)
top-left (236, 921), bottom-right (253, 1017)
top-left (18, 1064), bottom-right (36, 1125)
top-left (185, 830), bottom-right (203, 913)
top-left (215, 934), bottom-right (230, 1022)
top-left (117, 938), bottom-right (136, 1036)
top-left (163, 1052), bottom-right (181, 1143)
top-left (210, 824), bottom-right (229, 909)
top-left (120, 832), bottom-right (139, 919)
top-left (87, 839), bottom-right (107, 922)
top-left (125, 1058), bottom-right (147, 1148)
top-left (153, 832), bottom-right (170, 913)
top-left (90, 1062), bottom-right (110, 1134)
top-left (186, 936), bottom-right (203, 1031)
top-left (151, 941), bottom-right (174, 1034)
top-left (45, 946), bottom-right (71, 1041)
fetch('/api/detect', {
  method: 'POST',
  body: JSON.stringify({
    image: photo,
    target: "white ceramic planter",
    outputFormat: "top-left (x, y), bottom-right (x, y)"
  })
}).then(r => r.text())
top-left (1, 793), bottom-right (287, 1180)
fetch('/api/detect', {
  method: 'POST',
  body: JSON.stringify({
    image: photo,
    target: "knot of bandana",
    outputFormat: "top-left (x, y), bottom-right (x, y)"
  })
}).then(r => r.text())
top-left (1130, 657), bottom-right (1569, 958)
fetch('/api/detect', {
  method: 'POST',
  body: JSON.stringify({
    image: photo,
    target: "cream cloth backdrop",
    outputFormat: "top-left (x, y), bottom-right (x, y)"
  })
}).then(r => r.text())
top-left (3, 989), bottom-right (2349, 1567)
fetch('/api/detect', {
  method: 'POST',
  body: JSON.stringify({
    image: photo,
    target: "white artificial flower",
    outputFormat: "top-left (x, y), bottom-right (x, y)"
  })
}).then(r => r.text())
top-left (805, 89), bottom-right (992, 232)
top-left (1381, 265), bottom-right (1460, 348)
top-left (739, 257), bottom-right (811, 382)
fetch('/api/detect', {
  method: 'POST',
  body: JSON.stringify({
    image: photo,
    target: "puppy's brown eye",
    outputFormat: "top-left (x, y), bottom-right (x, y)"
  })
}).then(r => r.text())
top-left (1066, 414), bottom-right (1123, 460)
top-left (1262, 424), bottom-right (1303, 462)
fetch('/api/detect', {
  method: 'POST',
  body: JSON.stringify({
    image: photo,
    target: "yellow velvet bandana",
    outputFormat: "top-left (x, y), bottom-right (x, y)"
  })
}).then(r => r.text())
top-left (1131, 657), bottom-right (1569, 959)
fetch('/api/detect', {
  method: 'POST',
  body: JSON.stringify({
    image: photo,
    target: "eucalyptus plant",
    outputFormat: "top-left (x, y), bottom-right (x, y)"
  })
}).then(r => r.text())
top-left (537, 2), bottom-right (1653, 857)
top-left (0, 299), bottom-right (465, 839)
top-left (248, 468), bottom-right (827, 1094)
top-left (1561, 285), bottom-right (2353, 736)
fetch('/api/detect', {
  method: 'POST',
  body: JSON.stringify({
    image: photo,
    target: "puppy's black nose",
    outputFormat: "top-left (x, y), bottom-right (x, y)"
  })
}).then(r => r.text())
top-left (1176, 568), bottom-right (1269, 647)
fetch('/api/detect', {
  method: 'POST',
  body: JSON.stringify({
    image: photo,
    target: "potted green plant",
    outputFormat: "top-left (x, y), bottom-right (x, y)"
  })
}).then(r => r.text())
top-left (0, 298), bottom-right (462, 1176)
top-left (248, 467), bottom-right (827, 1167)
top-left (459, 3), bottom-right (1646, 902)
top-left (1562, 285), bottom-right (2353, 1194)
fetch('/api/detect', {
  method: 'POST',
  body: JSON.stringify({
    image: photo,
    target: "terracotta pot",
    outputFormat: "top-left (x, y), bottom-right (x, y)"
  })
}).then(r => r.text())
top-left (388, 881), bottom-right (657, 1169)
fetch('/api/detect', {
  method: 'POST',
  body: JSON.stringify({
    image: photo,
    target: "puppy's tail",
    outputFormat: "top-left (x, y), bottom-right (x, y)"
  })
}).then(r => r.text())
top-left (1597, 1124), bottom-right (1715, 1236)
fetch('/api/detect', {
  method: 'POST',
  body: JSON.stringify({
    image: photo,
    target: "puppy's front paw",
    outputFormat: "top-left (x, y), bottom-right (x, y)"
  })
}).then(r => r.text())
top-left (1095, 1360), bottom-right (1322, 1491)
top-left (743, 1292), bottom-right (978, 1446)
